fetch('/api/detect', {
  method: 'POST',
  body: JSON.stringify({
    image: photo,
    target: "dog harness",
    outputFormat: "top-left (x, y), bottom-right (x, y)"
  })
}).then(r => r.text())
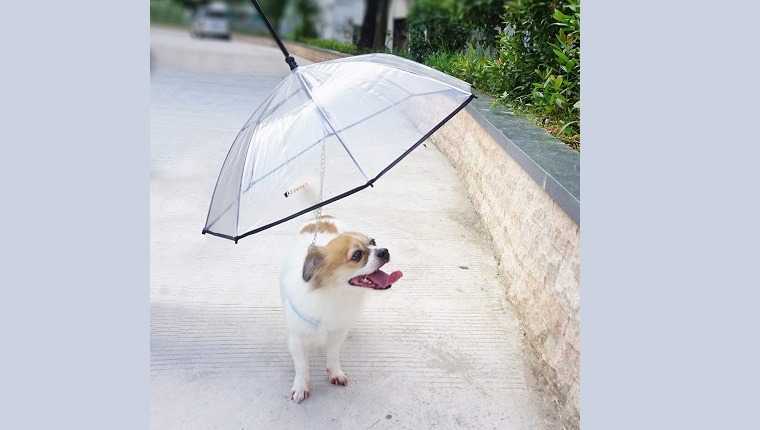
top-left (286, 298), bottom-right (320, 328)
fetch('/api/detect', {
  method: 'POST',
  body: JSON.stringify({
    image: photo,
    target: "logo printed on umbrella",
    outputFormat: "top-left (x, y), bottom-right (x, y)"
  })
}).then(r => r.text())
top-left (284, 183), bottom-right (308, 198)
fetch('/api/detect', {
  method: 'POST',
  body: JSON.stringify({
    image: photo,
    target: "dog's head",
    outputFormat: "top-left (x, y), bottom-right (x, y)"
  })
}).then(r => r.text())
top-left (302, 232), bottom-right (403, 290)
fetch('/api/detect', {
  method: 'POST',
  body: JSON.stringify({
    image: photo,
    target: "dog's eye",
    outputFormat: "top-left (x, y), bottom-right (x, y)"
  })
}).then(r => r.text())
top-left (369, 239), bottom-right (376, 246)
top-left (351, 250), bottom-right (363, 261)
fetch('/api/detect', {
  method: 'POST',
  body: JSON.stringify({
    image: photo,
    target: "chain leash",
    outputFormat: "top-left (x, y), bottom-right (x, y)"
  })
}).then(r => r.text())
top-left (311, 138), bottom-right (327, 247)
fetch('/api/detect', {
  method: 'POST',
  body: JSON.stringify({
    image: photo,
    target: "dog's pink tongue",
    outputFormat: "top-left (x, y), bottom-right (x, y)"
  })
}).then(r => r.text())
top-left (367, 270), bottom-right (404, 288)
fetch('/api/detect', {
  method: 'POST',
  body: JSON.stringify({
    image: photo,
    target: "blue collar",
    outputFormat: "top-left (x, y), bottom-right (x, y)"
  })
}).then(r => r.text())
top-left (287, 298), bottom-right (320, 328)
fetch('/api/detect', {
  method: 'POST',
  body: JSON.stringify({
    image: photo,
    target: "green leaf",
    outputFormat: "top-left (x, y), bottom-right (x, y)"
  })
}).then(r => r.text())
top-left (553, 49), bottom-right (569, 64)
top-left (557, 121), bottom-right (579, 137)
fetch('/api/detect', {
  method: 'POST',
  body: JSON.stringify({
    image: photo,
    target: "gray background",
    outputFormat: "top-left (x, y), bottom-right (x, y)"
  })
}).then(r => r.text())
top-left (3, 1), bottom-right (760, 429)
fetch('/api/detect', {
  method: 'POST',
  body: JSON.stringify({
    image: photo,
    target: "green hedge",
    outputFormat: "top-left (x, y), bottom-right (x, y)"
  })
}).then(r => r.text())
top-left (298, 38), bottom-right (360, 55)
top-left (406, 0), bottom-right (471, 62)
top-left (409, 0), bottom-right (580, 148)
top-left (150, 1), bottom-right (187, 27)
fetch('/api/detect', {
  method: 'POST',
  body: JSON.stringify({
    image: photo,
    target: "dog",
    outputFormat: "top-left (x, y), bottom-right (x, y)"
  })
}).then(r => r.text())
top-left (279, 215), bottom-right (403, 403)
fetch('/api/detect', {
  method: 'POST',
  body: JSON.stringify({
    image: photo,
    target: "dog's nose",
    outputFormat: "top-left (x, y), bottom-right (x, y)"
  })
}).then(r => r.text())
top-left (376, 248), bottom-right (389, 260)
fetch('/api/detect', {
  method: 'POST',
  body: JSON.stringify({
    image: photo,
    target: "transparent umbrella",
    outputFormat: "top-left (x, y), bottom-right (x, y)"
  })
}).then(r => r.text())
top-left (202, 1), bottom-right (474, 243)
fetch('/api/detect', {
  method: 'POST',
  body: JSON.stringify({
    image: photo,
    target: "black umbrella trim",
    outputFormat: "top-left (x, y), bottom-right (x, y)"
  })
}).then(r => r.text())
top-left (202, 93), bottom-right (475, 243)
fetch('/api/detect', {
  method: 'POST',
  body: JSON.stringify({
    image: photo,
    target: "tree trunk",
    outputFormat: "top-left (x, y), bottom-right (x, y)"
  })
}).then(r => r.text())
top-left (372, 0), bottom-right (390, 50)
top-left (357, 0), bottom-right (378, 50)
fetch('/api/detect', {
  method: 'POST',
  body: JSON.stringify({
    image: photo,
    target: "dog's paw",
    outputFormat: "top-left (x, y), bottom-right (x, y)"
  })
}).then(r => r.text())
top-left (327, 368), bottom-right (349, 386)
top-left (290, 384), bottom-right (310, 403)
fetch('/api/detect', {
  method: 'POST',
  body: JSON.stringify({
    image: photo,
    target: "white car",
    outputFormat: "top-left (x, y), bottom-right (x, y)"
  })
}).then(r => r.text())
top-left (192, 4), bottom-right (230, 40)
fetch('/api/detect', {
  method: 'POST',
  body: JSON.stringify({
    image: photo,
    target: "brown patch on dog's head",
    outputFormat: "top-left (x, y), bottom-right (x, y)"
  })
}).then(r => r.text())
top-left (299, 216), bottom-right (338, 235)
top-left (301, 233), bottom-right (376, 289)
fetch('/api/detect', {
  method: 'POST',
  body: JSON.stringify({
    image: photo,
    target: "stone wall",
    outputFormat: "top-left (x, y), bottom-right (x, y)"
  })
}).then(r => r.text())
top-left (431, 108), bottom-right (580, 430)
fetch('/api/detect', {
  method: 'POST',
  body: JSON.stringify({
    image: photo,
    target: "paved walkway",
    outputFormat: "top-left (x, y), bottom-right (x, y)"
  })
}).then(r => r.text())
top-left (150, 26), bottom-right (560, 429)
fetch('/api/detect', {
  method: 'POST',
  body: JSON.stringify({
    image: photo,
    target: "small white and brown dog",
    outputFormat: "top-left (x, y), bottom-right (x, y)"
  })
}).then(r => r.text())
top-left (279, 215), bottom-right (403, 403)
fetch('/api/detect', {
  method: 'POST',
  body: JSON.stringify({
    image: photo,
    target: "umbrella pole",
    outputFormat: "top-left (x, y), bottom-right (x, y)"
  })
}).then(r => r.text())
top-left (250, 0), bottom-right (299, 70)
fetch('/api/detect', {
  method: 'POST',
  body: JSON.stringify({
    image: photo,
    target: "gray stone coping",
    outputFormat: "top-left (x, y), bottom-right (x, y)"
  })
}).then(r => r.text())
top-left (466, 93), bottom-right (580, 225)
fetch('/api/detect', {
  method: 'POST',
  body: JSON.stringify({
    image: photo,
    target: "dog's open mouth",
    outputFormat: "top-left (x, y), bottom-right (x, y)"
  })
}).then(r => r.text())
top-left (349, 270), bottom-right (403, 290)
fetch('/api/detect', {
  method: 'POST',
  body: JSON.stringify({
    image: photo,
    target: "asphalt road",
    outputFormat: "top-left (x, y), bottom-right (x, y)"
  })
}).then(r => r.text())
top-left (150, 26), bottom-right (560, 429)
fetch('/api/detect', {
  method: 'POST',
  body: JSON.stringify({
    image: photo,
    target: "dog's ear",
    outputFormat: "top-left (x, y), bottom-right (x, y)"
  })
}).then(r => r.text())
top-left (302, 245), bottom-right (325, 282)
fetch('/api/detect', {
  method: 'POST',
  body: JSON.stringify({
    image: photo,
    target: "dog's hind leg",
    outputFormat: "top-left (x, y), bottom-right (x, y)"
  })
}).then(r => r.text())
top-left (326, 329), bottom-right (349, 386)
top-left (288, 335), bottom-right (311, 403)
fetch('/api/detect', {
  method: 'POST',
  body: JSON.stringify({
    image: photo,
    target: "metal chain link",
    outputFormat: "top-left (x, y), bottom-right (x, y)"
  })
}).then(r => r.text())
top-left (311, 138), bottom-right (327, 247)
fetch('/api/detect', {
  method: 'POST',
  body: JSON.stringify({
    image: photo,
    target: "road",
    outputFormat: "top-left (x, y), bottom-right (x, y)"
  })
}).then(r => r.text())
top-left (150, 26), bottom-right (560, 429)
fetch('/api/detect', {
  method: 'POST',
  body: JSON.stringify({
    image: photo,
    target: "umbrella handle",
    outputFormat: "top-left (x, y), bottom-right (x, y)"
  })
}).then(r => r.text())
top-left (250, 0), bottom-right (299, 70)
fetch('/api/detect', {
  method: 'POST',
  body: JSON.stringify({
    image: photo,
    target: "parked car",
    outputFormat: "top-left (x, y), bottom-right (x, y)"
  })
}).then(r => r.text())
top-left (192, 3), bottom-right (230, 40)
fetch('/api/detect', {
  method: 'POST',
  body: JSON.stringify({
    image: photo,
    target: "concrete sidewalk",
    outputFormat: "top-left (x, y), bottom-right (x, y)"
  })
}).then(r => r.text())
top-left (150, 27), bottom-right (560, 429)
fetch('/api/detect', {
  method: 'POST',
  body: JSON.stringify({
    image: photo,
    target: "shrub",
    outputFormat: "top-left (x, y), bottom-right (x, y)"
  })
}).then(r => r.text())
top-left (398, 0), bottom-right (582, 147)
top-left (292, 0), bottom-right (320, 41)
top-left (492, 0), bottom-right (580, 148)
top-left (493, 0), bottom-right (564, 102)
top-left (425, 48), bottom-right (503, 95)
top-left (455, 0), bottom-right (507, 50)
top-left (300, 38), bottom-right (359, 55)
top-left (150, 0), bottom-right (187, 27)
top-left (406, 0), bottom-right (471, 62)
top-left (529, 0), bottom-right (580, 117)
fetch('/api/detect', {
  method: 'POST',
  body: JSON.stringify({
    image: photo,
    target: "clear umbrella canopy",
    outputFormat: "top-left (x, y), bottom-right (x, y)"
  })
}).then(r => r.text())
top-left (203, 53), bottom-right (473, 242)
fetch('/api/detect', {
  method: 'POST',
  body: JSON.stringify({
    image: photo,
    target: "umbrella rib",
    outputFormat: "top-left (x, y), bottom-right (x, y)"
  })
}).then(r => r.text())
top-left (243, 86), bottom-right (458, 192)
top-left (204, 77), bottom-right (293, 233)
top-left (331, 55), bottom-right (472, 94)
top-left (207, 85), bottom-right (468, 234)
top-left (234, 83), bottom-right (283, 238)
top-left (259, 64), bottom-right (456, 124)
top-left (353, 56), bottom-right (473, 94)
top-left (260, 86), bottom-right (302, 119)
top-left (207, 88), bottom-right (376, 231)
top-left (233, 93), bottom-right (476, 242)
top-left (242, 93), bottom-right (412, 193)
top-left (295, 71), bottom-right (369, 182)
top-left (239, 63), bottom-right (467, 193)
top-left (243, 137), bottom-right (323, 194)
top-left (372, 93), bottom-right (475, 181)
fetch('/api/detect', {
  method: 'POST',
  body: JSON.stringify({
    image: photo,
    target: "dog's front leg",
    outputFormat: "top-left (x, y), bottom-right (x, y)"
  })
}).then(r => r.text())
top-left (288, 334), bottom-right (311, 403)
top-left (326, 329), bottom-right (349, 386)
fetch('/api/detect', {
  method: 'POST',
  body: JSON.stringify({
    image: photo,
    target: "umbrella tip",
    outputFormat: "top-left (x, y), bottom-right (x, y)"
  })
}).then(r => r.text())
top-left (285, 56), bottom-right (298, 70)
